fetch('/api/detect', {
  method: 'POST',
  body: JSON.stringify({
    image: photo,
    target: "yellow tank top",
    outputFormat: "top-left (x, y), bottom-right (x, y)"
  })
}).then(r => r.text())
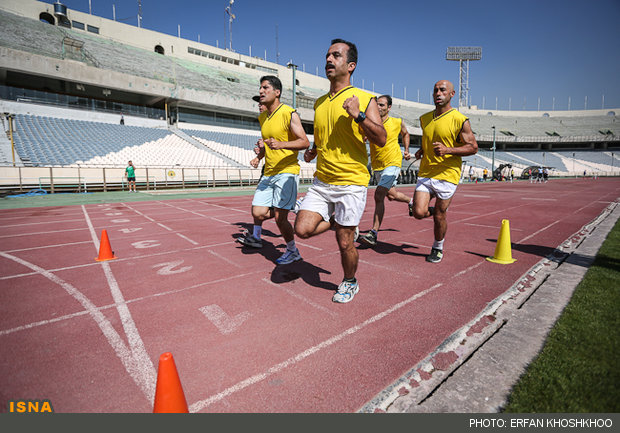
top-left (259, 103), bottom-right (300, 176)
top-left (313, 86), bottom-right (374, 185)
top-left (370, 116), bottom-right (402, 171)
top-left (418, 109), bottom-right (468, 184)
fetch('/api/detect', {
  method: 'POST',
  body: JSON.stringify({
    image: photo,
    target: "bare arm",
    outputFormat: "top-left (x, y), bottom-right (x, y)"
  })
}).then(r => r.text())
top-left (343, 96), bottom-right (386, 147)
top-left (432, 120), bottom-right (478, 157)
top-left (401, 121), bottom-right (411, 160)
top-left (265, 112), bottom-right (310, 151)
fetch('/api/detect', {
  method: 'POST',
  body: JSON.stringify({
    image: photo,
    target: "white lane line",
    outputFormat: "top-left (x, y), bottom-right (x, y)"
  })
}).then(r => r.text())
top-left (294, 241), bottom-right (322, 251)
top-left (176, 233), bottom-right (199, 245)
top-left (451, 261), bottom-right (485, 278)
top-left (1, 218), bottom-right (86, 228)
top-left (0, 251), bottom-right (153, 402)
top-left (464, 222), bottom-right (524, 231)
top-left (208, 250), bottom-right (242, 268)
top-left (122, 203), bottom-right (199, 245)
top-left (521, 197), bottom-right (558, 201)
top-left (0, 227), bottom-right (87, 239)
top-left (81, 205), bottom-right (156, 401)
top-left (189, 283), bottom-right (441, 413)
top-left (262, 277), bottom-right (338, 318)
top-left (462, 194), bottom-right (491, 198)
top-left (3, 240), bottom-right (92, 253)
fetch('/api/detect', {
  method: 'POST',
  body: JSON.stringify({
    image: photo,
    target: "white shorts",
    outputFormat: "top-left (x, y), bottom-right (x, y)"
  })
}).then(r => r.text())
top-left (415, 177), bottom-right (458, 200)
top-left (252, 173), bottom-right (299, 210)
top-left (300, 178), bottom-right (367, 227)
top-left (375, 165), bottom-right (400, 189)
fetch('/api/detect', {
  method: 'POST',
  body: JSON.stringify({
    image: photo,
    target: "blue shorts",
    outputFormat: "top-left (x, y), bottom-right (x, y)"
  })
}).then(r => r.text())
top-left (252, 173), bottom-right (299, 210)
top-left (375, 166), bottom-right (400, 189)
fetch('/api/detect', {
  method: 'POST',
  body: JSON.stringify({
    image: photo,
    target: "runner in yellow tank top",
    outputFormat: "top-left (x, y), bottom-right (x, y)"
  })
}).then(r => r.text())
top-left (238, 76), bottom-right (310, 266)
top-left (358, 95), bottom-right (414, 247)
top-left (294, 39), bottom-right (386, 304)
top-left (411, 80), bottom-right (478, 263)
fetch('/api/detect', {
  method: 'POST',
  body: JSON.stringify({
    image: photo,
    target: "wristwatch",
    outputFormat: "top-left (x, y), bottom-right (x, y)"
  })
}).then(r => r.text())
top-left (354, 111), bottom-right (366, 124)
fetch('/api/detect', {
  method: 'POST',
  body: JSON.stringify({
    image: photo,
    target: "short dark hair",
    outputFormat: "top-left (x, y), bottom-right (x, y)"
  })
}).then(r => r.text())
top-left (260, 75), bottom-right (282, 95)
top-left (331, 38), bottom-right (358, 65)
top-left (378, 95), bottom-right (392, 107)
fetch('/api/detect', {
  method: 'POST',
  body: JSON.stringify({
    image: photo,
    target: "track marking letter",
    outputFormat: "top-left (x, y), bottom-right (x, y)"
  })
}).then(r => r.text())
top-left (152, 260), bottom-right (192, 275)
top-left (131, 240), bottom-right (161, 249)
top-left (199, 305), bottom-right (251, 335)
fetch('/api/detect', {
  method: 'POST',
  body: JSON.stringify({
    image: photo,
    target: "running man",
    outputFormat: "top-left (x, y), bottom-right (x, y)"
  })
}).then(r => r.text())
top-left (238, 76), bottom-right (310, 265)
top-left (125, 160), bottom-right (136, 192)
top-left (357, 94), bottom-right (412, 247)
top-left (411, 80), bottom-right (478, 263)
top-left (295, 39), bottom-right (386, 303)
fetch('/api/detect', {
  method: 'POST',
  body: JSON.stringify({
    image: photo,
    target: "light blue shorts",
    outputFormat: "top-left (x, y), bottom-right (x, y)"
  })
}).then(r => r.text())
top-left (252, 173), bottom-right (299, 210)
top-left (375, 165), bottom-right (401, 189)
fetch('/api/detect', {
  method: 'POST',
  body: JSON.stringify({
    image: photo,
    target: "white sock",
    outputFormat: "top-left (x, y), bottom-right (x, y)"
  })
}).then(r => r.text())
top-left (286, 240), bottom-right (296, 251)
top-left (252, 225), bottom-right (262, 239)
top-left (433, 239), bottom-right (444, 250)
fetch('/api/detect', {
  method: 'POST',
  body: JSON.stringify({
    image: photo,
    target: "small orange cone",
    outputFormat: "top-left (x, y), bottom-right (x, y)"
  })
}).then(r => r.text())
top-left (486, 219), bottom-right (517, 264)
top-left (95, 230), bottom-right (117, 261)
top-left (153, 352), bottom-right (189, 413)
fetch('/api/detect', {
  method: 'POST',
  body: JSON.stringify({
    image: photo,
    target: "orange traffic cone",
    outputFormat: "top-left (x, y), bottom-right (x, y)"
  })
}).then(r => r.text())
top-left (153, 352), bottom-right (189, 413)
top-left (486, 219), bottom-right (517, 264)
top-left (95, 229), bottom-right (117, 261)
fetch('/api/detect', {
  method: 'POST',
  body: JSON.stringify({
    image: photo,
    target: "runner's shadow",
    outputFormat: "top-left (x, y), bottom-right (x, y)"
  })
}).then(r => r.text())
top-left (355, 230), bottom-right (424, 257)
top-left (270, 261), bottom-right (337, 292)
top-left (231, 222), bottom-right (283, 262)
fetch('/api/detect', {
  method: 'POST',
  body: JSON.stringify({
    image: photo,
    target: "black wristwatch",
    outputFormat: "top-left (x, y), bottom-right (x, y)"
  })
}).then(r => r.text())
top-left (354, 112), bottom-right (366, 124)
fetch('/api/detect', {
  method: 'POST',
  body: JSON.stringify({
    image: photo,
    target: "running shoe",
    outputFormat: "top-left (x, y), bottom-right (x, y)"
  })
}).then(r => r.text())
top-left (332, 279), bottom-right (360, 303)
top-left (428, 206), bottom-right (435, 216)
top-left (358, 230), bottom-right (377, 247)
top-left (275, 248), bottom-right (302, 265)
top-left (354, 226), bottom-right (359, 242)
top-left (426, 247), bottom-right (443, 263)
top-left (408, 201), bottom-right (414, 217)
top-left (236, 234), bottom-right (262, 248)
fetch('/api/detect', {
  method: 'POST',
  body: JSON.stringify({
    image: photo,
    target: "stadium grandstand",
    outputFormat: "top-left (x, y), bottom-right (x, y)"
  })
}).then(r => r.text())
top-left (0, 0), bottom-right (618, 193)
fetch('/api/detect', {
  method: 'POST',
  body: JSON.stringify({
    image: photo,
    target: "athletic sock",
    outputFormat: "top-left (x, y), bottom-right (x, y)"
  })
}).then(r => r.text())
top-left (344, 277), bottom-right (357, 283)
top-left (432, 239), bottom-right (444, 250)
top-left (252, 225), bottom-right (262, 239)
top-left (286, 239), bottom-right (296, 251)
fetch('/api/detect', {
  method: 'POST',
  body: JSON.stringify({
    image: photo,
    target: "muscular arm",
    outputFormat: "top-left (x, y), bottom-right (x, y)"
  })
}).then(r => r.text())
top-left (343, 96), bottom-right (386, 147)
top-left (401, 121), bottom-right (411, 159)
top-left (433, 120), bottom-right (478, 157)
top-left (265, 112), bottom-right (311, 151)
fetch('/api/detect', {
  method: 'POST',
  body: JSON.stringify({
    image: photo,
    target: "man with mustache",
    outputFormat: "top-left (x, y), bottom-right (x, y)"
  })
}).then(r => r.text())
top-left (295, 39), bottom-right (386, 303)
top-left (411, 80), bottom-right (478, 263)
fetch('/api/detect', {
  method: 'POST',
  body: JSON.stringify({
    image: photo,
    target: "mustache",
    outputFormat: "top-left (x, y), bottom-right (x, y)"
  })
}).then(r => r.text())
top-left (325, 63), bottom-right (335, 69)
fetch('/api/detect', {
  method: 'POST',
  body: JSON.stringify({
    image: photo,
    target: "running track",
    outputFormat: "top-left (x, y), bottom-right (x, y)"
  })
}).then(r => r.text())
top-left (0, 178), bottom-right (618, 412)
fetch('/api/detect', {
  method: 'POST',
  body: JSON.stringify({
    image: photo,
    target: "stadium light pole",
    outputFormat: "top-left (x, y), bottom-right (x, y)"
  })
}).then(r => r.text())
top-left (287, 61), bottom-right (298, 110)
top-left (491, 125), bottom-right (496, 179)
top-left (225, 0), bottom-right (235, 51)
top-left (446, 47), bottom-right (482, 109)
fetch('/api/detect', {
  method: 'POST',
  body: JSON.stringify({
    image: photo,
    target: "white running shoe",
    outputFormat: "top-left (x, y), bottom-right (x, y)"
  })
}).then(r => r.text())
top-left (275, 248), bottom-right (302, 265)
top-left (332, 279), bottom-right (360, 303)
top-left (354, 226), bottom-right (359, 242)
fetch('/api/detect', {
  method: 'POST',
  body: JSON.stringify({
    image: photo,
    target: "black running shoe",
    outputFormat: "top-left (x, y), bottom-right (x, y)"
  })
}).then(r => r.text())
top-left (358, 231), bottom-right (377, 247)
top-left (408, 201), bottom-right (414, 217)
top-left (426, 247), bottom-right (443, 263)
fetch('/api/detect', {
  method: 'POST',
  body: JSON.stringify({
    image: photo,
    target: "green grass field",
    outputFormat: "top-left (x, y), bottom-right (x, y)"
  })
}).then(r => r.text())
top-left (503, 219), bottom-right (620, 412)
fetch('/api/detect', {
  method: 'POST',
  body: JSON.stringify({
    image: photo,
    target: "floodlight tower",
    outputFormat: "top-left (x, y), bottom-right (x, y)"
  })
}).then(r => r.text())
top-left (446, 47), bottom-right (482, 109)
top-left (225, 0), bottom-right (236, 51)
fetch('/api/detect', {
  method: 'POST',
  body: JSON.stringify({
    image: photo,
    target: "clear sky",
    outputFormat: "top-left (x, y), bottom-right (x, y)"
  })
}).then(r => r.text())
top-left (46, 0), bottom-right (620, 111)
